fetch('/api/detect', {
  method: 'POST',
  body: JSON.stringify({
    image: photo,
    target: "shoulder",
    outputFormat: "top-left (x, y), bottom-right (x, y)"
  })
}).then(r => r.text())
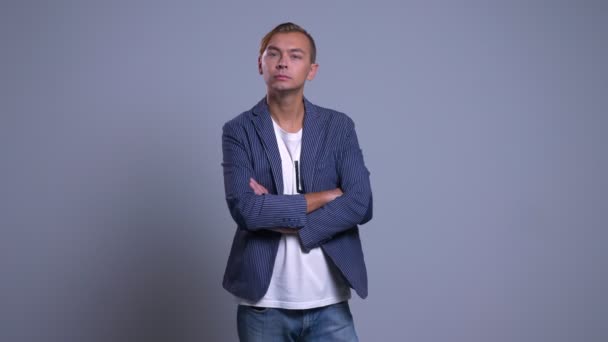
top-left (223, 97), bottom-right (268, 132)
top-left (222, 106), bottom-right (256, 134)
top-left (223, 108), bottom-right (252, 126)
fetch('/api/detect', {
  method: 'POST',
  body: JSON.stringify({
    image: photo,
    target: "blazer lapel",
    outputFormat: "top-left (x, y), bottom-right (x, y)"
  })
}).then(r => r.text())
top-left (251, 98), bottom-right (284, 195)
top-left (300, 98), bottom-right (326, 193)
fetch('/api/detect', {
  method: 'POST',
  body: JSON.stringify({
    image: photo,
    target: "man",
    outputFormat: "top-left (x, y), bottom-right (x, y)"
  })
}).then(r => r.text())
top-left (221, 22), bottom-right (373, 341)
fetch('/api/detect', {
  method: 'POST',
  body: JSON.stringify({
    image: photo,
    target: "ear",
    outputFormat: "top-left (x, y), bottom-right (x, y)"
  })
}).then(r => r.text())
top-left (258, 56), bottom-right (263, 75)
top-left (306, 63), bottom-right (319, 81)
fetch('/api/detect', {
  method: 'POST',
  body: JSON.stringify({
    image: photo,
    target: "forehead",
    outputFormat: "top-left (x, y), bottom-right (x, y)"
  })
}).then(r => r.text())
top-left (266, 32), bottom-right (311, 53)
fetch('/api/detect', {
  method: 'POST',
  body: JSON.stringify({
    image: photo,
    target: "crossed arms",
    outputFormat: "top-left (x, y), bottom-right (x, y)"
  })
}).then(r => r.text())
top-left (248, 177), bottom-right (342, 234)
top-left (222, 118), bottom-right (372, 251)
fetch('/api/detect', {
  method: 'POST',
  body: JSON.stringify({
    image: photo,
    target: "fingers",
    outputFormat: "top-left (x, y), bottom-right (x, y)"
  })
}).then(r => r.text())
top-left (249, 178), bottom-right (263, 195)
top-left (273, 228), bottom-right (297, 234)
top-left (249, 178), bottom-right (269, 195)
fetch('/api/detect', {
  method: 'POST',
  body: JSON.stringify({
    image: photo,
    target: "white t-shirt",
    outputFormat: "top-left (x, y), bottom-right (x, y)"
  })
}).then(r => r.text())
top-left (238, 119), bottom-right (351, 309)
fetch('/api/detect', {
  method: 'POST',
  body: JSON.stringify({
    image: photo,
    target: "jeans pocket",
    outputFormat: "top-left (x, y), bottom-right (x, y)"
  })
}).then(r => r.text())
top-left (248, 305), bottom-right (269, 313)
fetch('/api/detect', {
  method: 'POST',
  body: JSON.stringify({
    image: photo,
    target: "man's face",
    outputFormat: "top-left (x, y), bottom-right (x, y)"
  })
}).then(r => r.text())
top-left (258, 32), bottom-right (318, 94)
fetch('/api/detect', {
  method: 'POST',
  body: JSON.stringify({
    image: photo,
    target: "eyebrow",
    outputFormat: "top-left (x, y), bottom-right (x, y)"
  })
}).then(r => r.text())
top-left (266, 45), bottom-right (306, 54)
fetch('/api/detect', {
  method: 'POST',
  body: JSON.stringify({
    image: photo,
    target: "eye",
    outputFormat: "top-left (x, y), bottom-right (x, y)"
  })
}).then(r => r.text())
top-left (291, 55), bottom-right (302, 60)
top-left (266, 49), bottom-right (279, 58)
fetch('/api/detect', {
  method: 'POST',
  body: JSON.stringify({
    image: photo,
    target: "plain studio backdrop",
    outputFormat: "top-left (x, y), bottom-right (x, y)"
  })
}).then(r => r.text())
top-left (1, 1), bottom-right (606, 341)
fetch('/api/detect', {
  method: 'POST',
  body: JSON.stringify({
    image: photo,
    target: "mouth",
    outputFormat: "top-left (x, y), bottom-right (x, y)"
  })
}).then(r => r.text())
top-left (274, 75), bottom-right (291, 80)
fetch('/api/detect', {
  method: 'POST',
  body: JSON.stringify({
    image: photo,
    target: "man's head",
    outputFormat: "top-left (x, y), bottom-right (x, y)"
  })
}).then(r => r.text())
top-left (259, 22), bottom-right (317, 63)
top-left (258, 22), bottom-right (318, 94)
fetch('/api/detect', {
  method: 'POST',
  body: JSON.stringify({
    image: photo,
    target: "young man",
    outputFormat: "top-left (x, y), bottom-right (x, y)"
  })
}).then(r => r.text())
top-left (221, 22), bottom-right (373, 341)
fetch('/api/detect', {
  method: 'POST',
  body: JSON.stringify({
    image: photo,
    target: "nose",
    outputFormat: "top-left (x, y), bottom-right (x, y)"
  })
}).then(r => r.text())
top-left (276, 54), bottom-right (287, 70)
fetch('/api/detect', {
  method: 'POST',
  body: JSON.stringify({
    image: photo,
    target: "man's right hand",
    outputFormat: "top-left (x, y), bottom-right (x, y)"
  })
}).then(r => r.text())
top-left (273, 228), bottom-right (298, 234)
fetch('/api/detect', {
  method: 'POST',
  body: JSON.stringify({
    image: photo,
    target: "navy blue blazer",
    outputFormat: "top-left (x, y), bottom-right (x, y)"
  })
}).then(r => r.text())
top-left (221, 97), bottom-right (373, 302)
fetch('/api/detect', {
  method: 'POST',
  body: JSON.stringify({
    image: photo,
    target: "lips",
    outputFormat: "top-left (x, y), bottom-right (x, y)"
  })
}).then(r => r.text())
top-left (274, 74), bottom-right (291, 80)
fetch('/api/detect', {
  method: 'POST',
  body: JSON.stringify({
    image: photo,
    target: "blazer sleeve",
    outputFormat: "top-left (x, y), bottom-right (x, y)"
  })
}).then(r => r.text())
top-left (298, 119), bottom-right (373, 251)
top-left (222, 121), bottom-right (307, 231)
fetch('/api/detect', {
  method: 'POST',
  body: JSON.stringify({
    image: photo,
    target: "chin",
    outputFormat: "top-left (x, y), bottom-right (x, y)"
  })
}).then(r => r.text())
top-left (270, 84), bottom-right (296, 93)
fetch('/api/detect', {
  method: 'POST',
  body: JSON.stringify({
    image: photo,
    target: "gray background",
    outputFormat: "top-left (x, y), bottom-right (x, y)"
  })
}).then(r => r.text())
top-left (1, 1), bottom-right (606, 341)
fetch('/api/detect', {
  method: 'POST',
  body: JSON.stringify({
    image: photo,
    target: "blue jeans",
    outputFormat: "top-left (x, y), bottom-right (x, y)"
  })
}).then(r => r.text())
top-left (237, 301), bottom-right (359, 342)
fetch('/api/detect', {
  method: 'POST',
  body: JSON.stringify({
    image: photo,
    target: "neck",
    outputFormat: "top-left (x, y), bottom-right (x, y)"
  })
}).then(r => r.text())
top-left (266, 91), bottom-right (305, 133)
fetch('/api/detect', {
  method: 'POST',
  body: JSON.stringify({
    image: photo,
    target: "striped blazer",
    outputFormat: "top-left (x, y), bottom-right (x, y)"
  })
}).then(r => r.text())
top-left (221, 97), bottom-right (373, 302)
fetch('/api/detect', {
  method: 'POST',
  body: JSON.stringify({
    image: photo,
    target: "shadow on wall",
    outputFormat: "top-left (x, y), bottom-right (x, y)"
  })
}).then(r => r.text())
top-left (5, 141), bottom-right (234, 342)
top-left (74, 153), bottom-right (233, 342)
